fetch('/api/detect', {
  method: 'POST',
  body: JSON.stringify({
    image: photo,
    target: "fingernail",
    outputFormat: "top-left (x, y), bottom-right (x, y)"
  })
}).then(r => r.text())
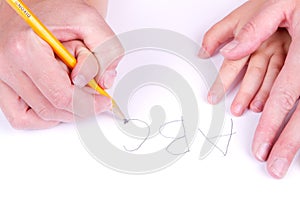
top-left (73, 75), bottom-right (87, 88)
top-left (208, 92), bottom-right (216, 104)
top-left (256, 143), bottom-right (271, 161)
top-left (208, 92), bottom-right (220, 105)
top-left (251, 100), bottom-right (264, 112)
top-left (232, 103), bottom-right (243, 116)
top-left (198, 47), bottom-right (210, 58)
top-left (220, 40), bottom-right (239, 53)
top-left (103, 70), bottom-right (117, 89)
top-left (269, 158), bottom-right (289, 178)
top-left (208, 88), bottom-right (226, 104)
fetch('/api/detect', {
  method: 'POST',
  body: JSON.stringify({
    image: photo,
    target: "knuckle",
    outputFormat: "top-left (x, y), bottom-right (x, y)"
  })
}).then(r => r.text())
top-left (284, 142), bottom-right (299, 153)
top-left (36, 106), bottom-right (72, 122)
top-left (249, 65), bottom-right (266, 76)
top-left (8, 115), bottom-right (29, 130)
top-left (240, 20), bottom-right (257, 36)
top-left (274, 89), bottom-right (297, 112)
top-left (226, 62), bottom-right (242, 74)
top-left (7, 33), bottom-right (29, 58)
top-left (269, 63), bottom-right (282, 76)
top-left (256, 122), bottom-right (279, 139)
top-left (50, 89), bottom-right (72, 109)
top-left (36, 106), bottom-right (51, 120)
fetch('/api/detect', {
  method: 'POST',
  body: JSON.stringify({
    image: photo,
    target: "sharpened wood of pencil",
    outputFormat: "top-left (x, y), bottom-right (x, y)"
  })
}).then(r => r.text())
top-left (6, 0), bottom-right (126, 121)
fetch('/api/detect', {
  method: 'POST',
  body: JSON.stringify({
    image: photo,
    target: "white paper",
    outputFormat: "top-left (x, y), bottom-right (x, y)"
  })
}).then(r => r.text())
top-left (1, 0), bottom-right (299, 199)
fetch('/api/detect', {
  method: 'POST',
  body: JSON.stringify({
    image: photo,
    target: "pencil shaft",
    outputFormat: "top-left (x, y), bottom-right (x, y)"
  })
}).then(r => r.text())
top-left (6, 0), bottom-right (76, 68)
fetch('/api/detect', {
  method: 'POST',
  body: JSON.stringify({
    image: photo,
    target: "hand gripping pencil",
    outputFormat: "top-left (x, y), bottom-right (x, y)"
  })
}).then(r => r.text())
top-left (5, 0), bottom-right (126, 121)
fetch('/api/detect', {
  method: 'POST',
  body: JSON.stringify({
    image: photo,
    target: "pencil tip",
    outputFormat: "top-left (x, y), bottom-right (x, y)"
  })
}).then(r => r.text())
top-left (111, 100), bottom-right (127, 122)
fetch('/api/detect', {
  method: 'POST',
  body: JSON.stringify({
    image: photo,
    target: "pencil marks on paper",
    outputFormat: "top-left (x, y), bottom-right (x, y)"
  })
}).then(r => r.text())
top-left (123, 119), bottom-right (151, 152)
top-left (122, 117), bottom-right (236, 157)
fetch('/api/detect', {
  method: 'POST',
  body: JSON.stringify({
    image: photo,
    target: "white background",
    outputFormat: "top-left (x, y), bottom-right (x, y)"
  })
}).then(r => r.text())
top-left (1, 0), bottom-right (300, 199)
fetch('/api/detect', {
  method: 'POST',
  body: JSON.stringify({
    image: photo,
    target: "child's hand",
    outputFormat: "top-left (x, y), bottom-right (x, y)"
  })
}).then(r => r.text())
top-left (207, 29), bottom-right (291, 116)
top-left (0, 0), bottom-right (123, 129)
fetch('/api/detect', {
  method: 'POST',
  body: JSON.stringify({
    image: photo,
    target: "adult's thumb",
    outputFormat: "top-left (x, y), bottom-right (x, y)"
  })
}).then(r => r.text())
top-left (220, 1), bottom-right (286, 60)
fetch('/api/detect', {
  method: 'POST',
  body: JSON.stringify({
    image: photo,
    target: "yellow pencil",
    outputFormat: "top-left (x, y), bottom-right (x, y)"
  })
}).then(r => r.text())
top-left (5, 0), bottom-right (126, 121)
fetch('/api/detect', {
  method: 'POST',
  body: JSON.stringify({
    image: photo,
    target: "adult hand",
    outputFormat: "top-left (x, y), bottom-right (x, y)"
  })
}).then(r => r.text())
top-left (0, 0), bottom-right (123, 129)
top-left (201, 0), bottom-right (300, 178)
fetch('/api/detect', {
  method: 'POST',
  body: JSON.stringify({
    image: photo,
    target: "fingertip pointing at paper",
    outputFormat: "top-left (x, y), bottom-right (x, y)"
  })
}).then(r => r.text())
top-left (198, 46), bottom-right (211, 59)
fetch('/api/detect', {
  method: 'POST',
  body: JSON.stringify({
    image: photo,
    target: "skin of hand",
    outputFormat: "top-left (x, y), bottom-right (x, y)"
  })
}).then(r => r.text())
top-left (201, 0), bottom-right (300, 178)
top-left (206, 29), bottom-right (291, 116)
top-left (0, 0), bottom-right (123, 129)
top-left (86, 0), bottom-right (108, 17)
